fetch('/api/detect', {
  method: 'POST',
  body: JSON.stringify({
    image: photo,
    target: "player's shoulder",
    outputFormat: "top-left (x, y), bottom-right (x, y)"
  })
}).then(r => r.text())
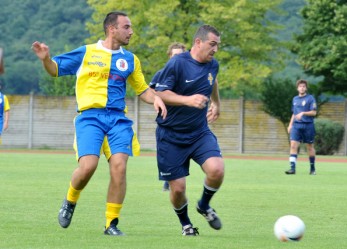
top-left (170, 51), bottom-right (190, 63)
top-left (121, 47), bottom-right (134, 56)
top-left (120, 47), bottom-right (138, 63)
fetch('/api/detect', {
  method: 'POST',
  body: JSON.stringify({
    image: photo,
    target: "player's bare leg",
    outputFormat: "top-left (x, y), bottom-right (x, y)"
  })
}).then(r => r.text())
top-left (169, 178), bottom-right (199, 235)
top-left (59, 155), bottom-right (99, 228)
top-left (104, 153), bottom-right (128, 236)
top-left (197, 157), bottom-right (224, 230)
top-left (286, 141), bottom-right (300, 174)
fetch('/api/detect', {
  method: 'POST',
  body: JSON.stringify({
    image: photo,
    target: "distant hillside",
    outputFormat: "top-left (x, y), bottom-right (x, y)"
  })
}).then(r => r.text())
top-left (0, 0), bottom-right (92, 94)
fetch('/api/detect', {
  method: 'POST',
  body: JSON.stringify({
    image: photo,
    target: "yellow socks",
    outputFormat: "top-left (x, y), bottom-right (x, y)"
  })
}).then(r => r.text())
top-left (105, 203), bottom-right (123, 228)
top-left (66, 182), bottom-right (82, 203)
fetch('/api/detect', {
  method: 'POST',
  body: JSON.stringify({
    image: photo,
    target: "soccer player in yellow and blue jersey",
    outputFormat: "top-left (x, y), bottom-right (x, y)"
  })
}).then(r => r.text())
top-left (0, 83), bottom-right (10, 144)
top-left (32, 11), bottom-right (167, 236)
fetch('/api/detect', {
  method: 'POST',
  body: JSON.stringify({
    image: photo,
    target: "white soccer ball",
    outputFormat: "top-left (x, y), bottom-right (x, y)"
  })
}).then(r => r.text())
top-left (274, 215), bottom-right (305, 242)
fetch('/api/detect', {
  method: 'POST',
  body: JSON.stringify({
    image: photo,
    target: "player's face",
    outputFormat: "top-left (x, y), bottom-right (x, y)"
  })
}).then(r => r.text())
top-left (297, 83), bottom-right (307, 96)
top-left (200, 32), bottom-right (220, 62)
top-left (112, 15), bottom-right (133, 46)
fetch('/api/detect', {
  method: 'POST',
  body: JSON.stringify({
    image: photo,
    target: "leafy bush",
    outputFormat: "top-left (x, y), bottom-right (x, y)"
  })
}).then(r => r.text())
top-left (315, 119), bottom-right (344, 155)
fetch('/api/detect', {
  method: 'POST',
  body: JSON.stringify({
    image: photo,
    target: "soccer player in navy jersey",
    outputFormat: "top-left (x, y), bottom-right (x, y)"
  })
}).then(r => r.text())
top-left (32, 11), bottom-right (167, 236)
top-left (150, 42), bottom-right (187, 192)
top-left (286, 79), bottom-right (317, 175)
top-left (152, 25), bottom-right (224, 236)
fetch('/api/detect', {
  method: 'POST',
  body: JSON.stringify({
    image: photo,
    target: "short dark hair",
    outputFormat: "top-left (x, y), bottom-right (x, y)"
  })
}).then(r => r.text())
top-left (193, 24), bottom-right (220, 45)
top-left (167, 42), bottom-right (186, 57)
top-left (103, 11), bottom-right (128, 34)
top-left (296, 79), bottom-right (308, 88)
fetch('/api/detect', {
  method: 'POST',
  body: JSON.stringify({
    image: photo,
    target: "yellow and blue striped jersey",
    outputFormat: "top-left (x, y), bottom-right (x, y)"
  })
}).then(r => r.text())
top-left (52, 40), bottom-right (148, 112)
top-left (0, 93), bottom-right (10, 121)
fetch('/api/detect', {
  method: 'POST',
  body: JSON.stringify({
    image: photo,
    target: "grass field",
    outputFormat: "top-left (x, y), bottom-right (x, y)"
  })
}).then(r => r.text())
top-left (0, 151), bottom-right (346, 249)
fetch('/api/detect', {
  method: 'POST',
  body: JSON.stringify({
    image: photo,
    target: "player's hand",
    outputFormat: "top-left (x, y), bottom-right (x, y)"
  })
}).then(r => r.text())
top-left (294, 112), bottom-right (303, 121)
top-left (189, 94), bottom-right (209, 109)
top-left (31, 41), bottom-right (50, 61)
top-left (154, 95), bottom-right (167, 119)
top-left (207, 102), bottom-right (220, 123)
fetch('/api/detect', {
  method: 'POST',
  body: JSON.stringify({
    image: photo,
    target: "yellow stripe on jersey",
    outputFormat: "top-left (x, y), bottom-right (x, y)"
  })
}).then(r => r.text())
top-left (128, 55), bottom-right (148, 95)
top-left (4, 95), bottom-right (10, 111)
top-left (76, 44), bottom-right (109, 111)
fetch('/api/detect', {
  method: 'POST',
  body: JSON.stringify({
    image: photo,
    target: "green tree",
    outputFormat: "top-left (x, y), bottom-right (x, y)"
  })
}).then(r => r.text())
top-left (292, 0), bottom-right (347, 96)
top-left (86, 0), bottom-right (286, 96)
top-left (260, 77), bottom-right (297, 140)
top-left (39, 74), bottom-right (76, 96)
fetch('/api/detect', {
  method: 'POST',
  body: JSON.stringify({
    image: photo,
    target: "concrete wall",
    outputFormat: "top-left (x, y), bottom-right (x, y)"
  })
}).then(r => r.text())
top-left (2, 94), bottom-right (346, 155)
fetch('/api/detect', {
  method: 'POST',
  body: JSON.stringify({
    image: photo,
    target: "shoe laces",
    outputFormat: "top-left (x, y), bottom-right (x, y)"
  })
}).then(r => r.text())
top-left (182, 225), bottom-right (199, 235)
top-left (203, 208), bottom-right (217, 222)
top-left (60, 201), bottom-right (75, 217)
top-left (107, 225), bottom-right (122, 235)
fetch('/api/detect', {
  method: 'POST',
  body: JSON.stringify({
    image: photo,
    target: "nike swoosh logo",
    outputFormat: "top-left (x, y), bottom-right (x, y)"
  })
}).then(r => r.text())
top-left (185, 79), bottom-right (194, 83)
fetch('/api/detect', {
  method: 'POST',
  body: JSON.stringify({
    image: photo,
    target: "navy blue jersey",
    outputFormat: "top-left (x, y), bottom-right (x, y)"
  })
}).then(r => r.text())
top-left (292, 94), bottom-right (317, 123)
top-left (153, 51), bottom-right (219, 132)
top-left (149, 69), bottom-right (163, 89)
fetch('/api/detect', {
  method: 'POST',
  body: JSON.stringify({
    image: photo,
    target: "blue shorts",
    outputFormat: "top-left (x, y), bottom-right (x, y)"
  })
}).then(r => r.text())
top-left (290, 122), bottom-right (315, 144)
top-left (74, 108), bottom-right (134, 159)
top-left (155, 126), bottom-right (222, 181)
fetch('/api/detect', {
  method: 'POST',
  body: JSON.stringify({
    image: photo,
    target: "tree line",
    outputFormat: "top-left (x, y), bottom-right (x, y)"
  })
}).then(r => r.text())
top-left (0, 0), bottom-right (346, 99)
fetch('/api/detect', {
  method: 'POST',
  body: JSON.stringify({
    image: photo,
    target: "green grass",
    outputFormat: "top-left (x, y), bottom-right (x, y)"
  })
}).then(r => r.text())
top-left (0, 152), bottom-right (346, 249)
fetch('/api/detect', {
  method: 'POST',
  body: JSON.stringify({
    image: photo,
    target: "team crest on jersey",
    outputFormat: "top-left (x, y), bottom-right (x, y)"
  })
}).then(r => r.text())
top-left (302, 100), bottom-right (306, 106)
top-left (116, 59), bottom-right (128, 72)
top-left (208, 73), bottom-right (213, 85)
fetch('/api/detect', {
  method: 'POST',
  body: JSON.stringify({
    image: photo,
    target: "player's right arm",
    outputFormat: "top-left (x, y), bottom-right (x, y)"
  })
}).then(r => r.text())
top-left (287, 114), bottom-right (294, 134)
top-left (155, 90), bottom-right (208, 109)
top-left (31, 41), bottom-right (57, 76)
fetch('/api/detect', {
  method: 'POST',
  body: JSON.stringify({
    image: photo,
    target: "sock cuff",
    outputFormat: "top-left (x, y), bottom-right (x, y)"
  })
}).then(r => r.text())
top-left (174, 202), bottom-right (188, 211)
top-left (106, 203), bottom-right (123, 208)
top-left (289, 154), bottom-right (297, 162)
top-left (204, 182), bottom-right (219, 192)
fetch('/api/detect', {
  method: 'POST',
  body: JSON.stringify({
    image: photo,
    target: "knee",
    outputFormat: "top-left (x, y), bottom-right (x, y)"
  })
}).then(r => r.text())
top-left (170, 183), bottom-right (186, 197)
top-left (78, 163), bottom-right (97, 179)
top-left (290, 143), bottom-right (298, 151)
top-left (208, 164), bottom-right (225, 181)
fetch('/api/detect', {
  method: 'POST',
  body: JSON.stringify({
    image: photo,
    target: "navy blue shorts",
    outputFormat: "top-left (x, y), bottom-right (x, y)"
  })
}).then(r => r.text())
top-left (290, 122), bottom-right (315, 144)
top-left (155, 126), bottom-right (222, 181)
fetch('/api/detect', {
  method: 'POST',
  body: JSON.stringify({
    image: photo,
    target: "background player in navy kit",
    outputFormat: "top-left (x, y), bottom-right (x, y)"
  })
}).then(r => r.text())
top-left (286, 79), bottom-right (317, 175)
top-left (152, 25), bottom-right (224, 236)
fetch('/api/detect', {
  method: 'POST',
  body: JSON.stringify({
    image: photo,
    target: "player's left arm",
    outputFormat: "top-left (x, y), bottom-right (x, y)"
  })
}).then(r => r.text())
top-left (139, 89), bottom-right (167, 119)
top-left (3, 110), bottom-right (9, 131)
top-left (3, 95), bottom-right (10, 131)
top-left (207, 78), bottom-right (221, 123)
top-left (128, 55), bottom-right (167, 119)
